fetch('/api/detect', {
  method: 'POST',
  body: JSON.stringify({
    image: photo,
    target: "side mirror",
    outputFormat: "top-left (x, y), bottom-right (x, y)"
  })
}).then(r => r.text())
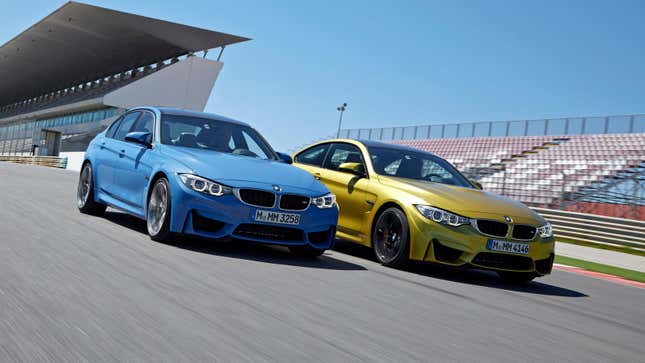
top-left (276, 152), bottom-right (293, 164)
top-left (338, 162), bottom-right (365, 177)
top-left (471, 180), bottom-right (483, 190)
top-left (125, 131), bottom-right (152, 148)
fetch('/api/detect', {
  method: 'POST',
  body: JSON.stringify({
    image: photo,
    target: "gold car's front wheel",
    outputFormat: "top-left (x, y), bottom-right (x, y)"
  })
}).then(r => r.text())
top-left (373, 207), bottom-right (410, 268)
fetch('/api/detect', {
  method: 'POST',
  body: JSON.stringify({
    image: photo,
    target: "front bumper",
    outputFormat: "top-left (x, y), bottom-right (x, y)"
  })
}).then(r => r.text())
top-left (407, 213), bottom-right (555, 275)
top-left (169, 179), bottom-right (338, 249)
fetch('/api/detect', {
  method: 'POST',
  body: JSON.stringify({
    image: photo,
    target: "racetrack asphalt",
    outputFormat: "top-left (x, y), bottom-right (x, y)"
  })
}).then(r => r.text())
top-left (0, 162), bottom-right (643, 362)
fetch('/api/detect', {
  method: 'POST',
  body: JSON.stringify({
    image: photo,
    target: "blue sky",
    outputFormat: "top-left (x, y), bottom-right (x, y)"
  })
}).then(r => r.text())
top-left (1, 0), bottom-right (644, 150)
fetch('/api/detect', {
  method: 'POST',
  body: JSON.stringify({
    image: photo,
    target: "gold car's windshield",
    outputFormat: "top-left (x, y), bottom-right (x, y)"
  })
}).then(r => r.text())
top-left (368, 146), bottom-right (473, 188)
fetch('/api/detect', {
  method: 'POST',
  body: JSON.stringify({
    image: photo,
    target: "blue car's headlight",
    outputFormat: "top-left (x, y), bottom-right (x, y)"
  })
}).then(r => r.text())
top-left (537, 222), bottom-right (553, 238)
top-left (178, 174), bottom-right (231, 196)
top-left (415, 205), bottom-right (470, 227)
top-left (312, 193), bottom-right (337, 209)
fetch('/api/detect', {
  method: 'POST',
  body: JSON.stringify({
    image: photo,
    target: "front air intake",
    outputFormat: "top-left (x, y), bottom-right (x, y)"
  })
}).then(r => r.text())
top-left (472, 252), bottom-right (533, 271)
top-left (192, 212), bottom-right (225, 233)
top-left (233, 224), bottom-right (304, 242)
top-left (432, 239), bottom-right (463, 262)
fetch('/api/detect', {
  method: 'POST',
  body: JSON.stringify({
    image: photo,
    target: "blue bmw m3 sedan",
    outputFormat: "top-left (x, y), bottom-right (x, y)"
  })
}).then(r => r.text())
top-left (77, 107), bottom-right (338, 256)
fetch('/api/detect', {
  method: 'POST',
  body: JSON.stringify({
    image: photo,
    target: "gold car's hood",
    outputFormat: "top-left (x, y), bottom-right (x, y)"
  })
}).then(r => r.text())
top-left (378, 176), bottom-right (546, 225)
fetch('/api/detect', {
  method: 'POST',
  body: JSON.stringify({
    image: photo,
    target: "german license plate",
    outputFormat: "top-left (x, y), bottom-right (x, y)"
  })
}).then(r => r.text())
top-left (487, 239), bottom-right (529, 255)
top-left (254, 210), bottom-right (301, 225)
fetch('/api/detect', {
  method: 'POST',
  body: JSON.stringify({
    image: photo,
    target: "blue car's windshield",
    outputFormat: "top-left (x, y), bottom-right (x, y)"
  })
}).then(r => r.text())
top-left (160, 115), bottom-right (276, 160)
top-left (368, 146), bottom-right (473, 188)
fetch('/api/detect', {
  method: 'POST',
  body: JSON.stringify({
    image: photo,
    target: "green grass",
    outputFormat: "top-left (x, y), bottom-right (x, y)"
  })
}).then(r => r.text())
top-left (556, 237), bottom-right (645, 258)
top-left (554, 255), bottom-right (645, 283)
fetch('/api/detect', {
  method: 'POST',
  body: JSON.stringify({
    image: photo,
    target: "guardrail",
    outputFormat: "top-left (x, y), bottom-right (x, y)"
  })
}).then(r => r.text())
top-left (0, 155), bottom-right (68, 169)
top-left (534, 207), bottom-right (645, 251)
top-left (341, 113), bottom-right (645, 141)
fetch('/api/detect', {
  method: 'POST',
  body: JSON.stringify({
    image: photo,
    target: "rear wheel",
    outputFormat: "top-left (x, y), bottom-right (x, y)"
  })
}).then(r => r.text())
top-left (372, 207), bottom-right (410, 268)
top-left (77, 163), bottom-right (106, 215)
top-left (497, 271), bottom-right (536, 284)
top-left (147, 178), bottom-right (172, 242)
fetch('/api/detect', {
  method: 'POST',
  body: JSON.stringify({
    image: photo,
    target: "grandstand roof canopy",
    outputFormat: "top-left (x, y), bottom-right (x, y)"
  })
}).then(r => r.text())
top-left (0, 1), bottom-right (250, 107)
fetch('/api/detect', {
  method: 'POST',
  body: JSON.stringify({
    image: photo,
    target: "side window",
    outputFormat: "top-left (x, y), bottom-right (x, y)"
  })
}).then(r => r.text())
top-left (421, 159), bottom-right (456, 184)
top-left (113, 112), bottom-right (141, 141)
top-left (383, 159), bottom-right (402, 175)
top-left (131, 112), bottom-right (155, 143)
top-left (324, 143), bottom-right (365, 171)
top-left (105, 116), bottom-right (123, 138)
top-left (295, 143), bottom-right (329, 167)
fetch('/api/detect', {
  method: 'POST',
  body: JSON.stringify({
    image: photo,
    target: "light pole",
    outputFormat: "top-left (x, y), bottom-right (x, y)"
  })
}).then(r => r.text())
top-left (336, 102), bottom-right (347, 138)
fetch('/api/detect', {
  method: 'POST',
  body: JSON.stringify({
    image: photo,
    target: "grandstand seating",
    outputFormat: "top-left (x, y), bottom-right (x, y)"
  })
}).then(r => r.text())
top-left (0, 62), bottom-right (165, 120)
top-left (393, 133), bottom-right (645, 218)
top-left (398, 136), bottom-right (553, 171)
top-left (481, 133), bottom-right (643, 204)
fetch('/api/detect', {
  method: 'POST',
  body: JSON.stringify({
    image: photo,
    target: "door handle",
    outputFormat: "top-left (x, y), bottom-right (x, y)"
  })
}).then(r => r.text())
top-left (119, 149), bottom-right (125, 158)
top-left (312, 173), bottom-right (321, 180)
top-left (100, 142), bottom-right (105, 149)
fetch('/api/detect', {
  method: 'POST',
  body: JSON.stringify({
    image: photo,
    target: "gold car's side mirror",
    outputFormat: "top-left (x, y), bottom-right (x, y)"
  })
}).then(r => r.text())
top-left (338, 162), bottom-right (365, 177)
top-left (471, 180), bottom-right (483, 190)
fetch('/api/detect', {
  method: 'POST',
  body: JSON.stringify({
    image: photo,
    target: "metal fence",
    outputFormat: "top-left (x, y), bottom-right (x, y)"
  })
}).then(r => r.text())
top-left (340, 114), bottom-right (645, 141)
top-left (534, 207), bottom-right (645, 250)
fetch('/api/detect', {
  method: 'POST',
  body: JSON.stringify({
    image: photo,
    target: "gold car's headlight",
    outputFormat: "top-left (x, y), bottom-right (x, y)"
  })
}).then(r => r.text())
top-left (415, 205), bottom-right (470, 227)
top-left (537, 222), bottom-right (553, 238)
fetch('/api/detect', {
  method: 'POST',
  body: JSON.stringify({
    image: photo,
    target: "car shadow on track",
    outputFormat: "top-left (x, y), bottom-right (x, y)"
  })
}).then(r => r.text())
top-left (102, 211), bottom-right (367, 271)
top-left (333, 240), bottom-right (588, 297)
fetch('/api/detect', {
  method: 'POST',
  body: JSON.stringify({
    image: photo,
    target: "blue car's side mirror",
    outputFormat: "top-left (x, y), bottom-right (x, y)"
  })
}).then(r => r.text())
top-left (276, 152), bottom-right (292, 164)
top-left (125, 131), bottom-right (152, 148)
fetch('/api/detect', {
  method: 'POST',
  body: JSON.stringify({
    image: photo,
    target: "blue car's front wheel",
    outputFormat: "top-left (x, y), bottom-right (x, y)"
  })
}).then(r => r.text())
top-left (147, 178), bottom-right (172, 242)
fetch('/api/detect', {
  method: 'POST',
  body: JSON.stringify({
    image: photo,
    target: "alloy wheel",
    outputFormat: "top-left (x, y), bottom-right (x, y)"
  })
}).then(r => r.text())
top-left (374, 210), bottom-right (404, 264)
top-left (77, 165), bottom-right (91, 208)
top-left (147, 181), bottom-right (168, 236)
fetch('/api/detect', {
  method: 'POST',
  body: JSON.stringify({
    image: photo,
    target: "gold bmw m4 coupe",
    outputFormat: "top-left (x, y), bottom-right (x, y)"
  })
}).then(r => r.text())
top-left (293, 139), bottom-right (555, 283)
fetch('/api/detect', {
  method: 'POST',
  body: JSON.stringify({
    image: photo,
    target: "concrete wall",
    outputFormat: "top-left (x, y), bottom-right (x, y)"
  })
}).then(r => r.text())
top-left (103, 57), bottom-right (223, 111)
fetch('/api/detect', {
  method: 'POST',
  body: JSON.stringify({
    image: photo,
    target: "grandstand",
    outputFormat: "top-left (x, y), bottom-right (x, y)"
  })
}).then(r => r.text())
top-left (0, 1), bottom-right (248, 166)
top-left (340, 116), bottom-right (645, 221)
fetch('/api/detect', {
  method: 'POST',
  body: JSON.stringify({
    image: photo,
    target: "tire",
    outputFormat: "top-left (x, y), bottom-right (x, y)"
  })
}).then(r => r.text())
top-left (497, 271), bottom-right (537, 284)
top-left (372, 207), bottom-right (410, 268)
top-left (147, 177), bottom-right (172, 242)
top-left (77, 163), bottom-right (107, 216)
top-left (289, 245), bottom-right (325, 258)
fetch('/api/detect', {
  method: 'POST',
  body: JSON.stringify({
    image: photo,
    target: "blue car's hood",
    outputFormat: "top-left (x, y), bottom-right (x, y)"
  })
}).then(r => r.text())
top-left (163, 146), bottom-right (328, 195)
